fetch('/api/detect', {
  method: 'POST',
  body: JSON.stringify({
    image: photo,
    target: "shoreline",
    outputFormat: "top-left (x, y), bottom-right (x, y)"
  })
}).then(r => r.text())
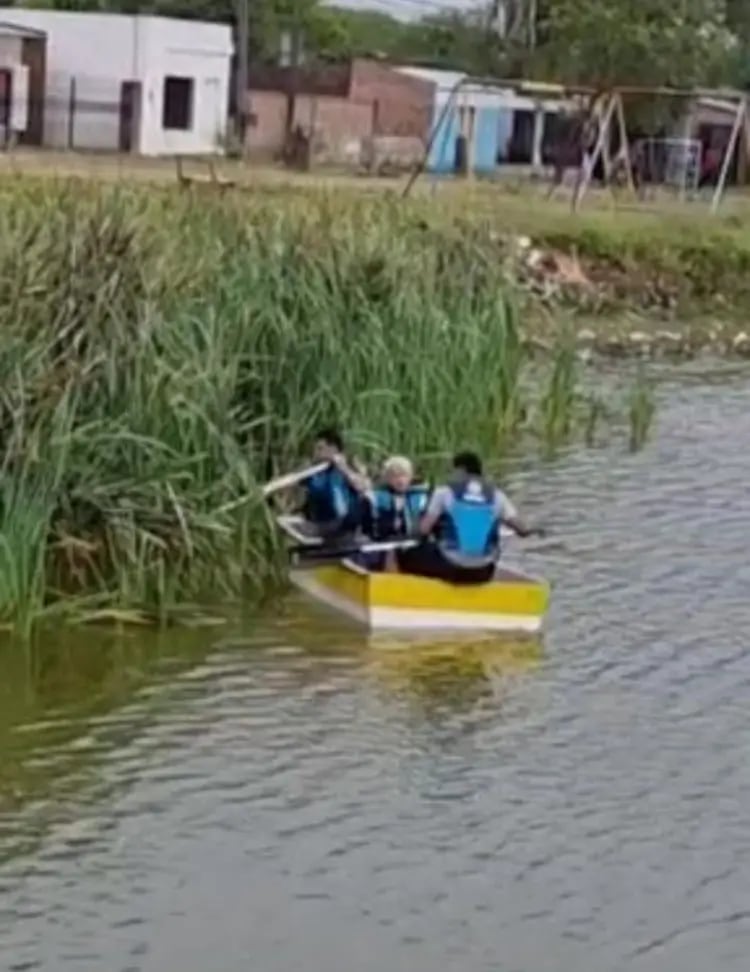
top-left (474, 226), bottom-right (750, 360)
top-left (444, 205), bottom-right (750, 359)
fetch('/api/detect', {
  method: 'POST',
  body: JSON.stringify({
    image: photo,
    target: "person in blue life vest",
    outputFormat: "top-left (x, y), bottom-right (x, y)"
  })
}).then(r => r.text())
top-left (365, 456), bottom-right (429, 541)
top-left (359, 456), bottom-right (429, 571)
top-left (396, 450), bottom-right (541, 584)
top-left (303, 427), bottom-right (370, 538)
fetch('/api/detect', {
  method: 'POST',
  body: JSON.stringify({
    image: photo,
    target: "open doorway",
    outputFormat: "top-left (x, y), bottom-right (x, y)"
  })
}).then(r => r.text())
top-left (0, 69), bottom-right (11, 146)
top-left (119, 80), bottom-right (141, 153)
top-left (508, 109), bottom-right (534, 163)
top-left (697, 121), bottom-right (737, 186)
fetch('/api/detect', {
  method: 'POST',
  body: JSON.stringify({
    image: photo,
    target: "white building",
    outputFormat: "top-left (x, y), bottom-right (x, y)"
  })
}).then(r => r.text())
top-left (0, 9), bottom-right (233, 155)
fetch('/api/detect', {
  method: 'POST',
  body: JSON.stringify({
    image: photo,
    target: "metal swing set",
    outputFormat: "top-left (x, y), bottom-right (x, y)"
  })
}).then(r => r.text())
top-left (569, 85), bottom-right (750, 214)
top-left (403, 75), bottom-right (750, 216)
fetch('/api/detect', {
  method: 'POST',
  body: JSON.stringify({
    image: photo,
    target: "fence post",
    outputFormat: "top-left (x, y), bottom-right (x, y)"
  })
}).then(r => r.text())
top-left (67, 77), bottom-right (76, 150)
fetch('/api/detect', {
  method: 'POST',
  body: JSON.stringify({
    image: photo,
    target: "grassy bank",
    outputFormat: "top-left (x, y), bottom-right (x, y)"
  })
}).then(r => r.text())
top-left (409, 183), bottom-right (750, 344)
top-left (5, 151), bottom-right (750, 331)
top-left (0, 178), bottom-right (648, 635)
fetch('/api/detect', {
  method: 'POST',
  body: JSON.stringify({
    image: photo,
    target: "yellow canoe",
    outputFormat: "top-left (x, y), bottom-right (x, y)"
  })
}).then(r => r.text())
top-left (290, 559), bottom-right (550, 634)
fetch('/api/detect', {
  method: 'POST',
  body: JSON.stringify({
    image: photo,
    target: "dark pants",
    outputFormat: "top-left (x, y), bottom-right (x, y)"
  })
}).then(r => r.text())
top-left (304, 495), bottom-right (365, 540)
top-left (396, 541), bottom-right (495, 585)
top-left (312, 513), bottom-right (363, 549)
top-left (352, 550), bottom-right (386, 571)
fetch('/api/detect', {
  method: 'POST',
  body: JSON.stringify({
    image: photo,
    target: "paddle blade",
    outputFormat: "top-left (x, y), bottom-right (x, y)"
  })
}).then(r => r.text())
top-left (261, 462), bottom-right (328, 498)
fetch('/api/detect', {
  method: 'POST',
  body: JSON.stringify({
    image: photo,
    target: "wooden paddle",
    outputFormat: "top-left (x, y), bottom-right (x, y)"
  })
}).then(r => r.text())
top-left (261, 462), bottom-right (328, 498)
top-left (290, 538), bottom-right (419, 561)
top-left (291, 526), bottom-right (548, 562)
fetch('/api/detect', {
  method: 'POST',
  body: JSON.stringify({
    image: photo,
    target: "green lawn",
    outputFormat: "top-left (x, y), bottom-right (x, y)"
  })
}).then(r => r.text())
top-left (2, 148), bottom-right (748, 246)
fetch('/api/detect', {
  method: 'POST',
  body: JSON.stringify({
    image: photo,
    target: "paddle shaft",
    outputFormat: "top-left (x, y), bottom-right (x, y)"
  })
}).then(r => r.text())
top-left (265, 467), bottom-right (543, 534)
top-left (290, 538), bottom-right (418, 560)
top-left (262, 462), bottom-right (328, 498)
top-left (262, 457), bottom-right (366, 498)
top-left (290, 526), bottom-right (546, 562)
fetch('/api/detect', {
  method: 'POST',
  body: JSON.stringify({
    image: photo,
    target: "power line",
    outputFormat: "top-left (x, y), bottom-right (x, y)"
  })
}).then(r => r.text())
top-left (326, 0), bottom-right (488, 17)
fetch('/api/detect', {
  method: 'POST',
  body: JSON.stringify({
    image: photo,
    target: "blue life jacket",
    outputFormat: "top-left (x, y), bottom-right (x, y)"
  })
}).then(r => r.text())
top-left (368, 485), bottom-right (429, 539)
top-left (438, 479), bottom-right (500, 559)
top-left (304, 465), bottom-right (360, 526)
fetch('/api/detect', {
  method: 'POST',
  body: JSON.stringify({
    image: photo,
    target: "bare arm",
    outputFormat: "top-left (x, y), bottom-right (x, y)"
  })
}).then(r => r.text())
top-left (419, 509), bottom-right (440, 537)
top-left (499, 490), bottom-right (545, 538)
top-left (504, 514), bottom-right (533, 538)
top-left (419, 488), bottom-right (445, 537)
top-left (504, 514), bottom-right (546, 538)
top-left (332, 454), bottom-right (371, 494)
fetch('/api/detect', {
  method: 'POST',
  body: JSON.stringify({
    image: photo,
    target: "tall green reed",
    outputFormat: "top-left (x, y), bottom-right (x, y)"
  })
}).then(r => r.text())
top-left (628, 366), bottom-right (656, 452)
top-left (0, 179), bottom-right (613, 634)
top-left (539, 342), bottom-right (579, 454)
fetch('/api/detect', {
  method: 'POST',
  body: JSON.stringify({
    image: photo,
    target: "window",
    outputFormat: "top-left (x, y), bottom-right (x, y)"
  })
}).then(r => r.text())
top-left (162, 76), bottom-right (194, 131)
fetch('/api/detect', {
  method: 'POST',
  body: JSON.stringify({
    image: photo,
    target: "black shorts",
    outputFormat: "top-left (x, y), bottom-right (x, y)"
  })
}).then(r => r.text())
top-left (396, 541), bottom-right (495, 585)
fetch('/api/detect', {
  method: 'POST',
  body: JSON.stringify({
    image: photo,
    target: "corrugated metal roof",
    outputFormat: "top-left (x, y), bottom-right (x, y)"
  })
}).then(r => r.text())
top-left (395, 66), bottom-right (467, 90)
top-left (395, 65), bottom-right (565, 111)
top-left (694, 96), bottom-right (742, 114)
top-left (0, 19), bottom-right (46, 38)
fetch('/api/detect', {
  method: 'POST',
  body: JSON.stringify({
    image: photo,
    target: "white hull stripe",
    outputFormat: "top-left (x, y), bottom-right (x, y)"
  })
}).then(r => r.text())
top-left (368, 607), bottom-right (541, 632)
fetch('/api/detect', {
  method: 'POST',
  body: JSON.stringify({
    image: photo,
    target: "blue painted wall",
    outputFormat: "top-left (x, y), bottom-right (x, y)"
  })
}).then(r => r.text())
top-left (426, 101), bottom-right (515, 174)
top-left (474, 107), bottom-right (498, 171)
top-left (427, 103), bottom-right (460, 173)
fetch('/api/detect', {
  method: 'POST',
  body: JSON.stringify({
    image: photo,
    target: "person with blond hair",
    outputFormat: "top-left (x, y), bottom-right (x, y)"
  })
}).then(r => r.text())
top-left (356, 454), bottom-right (428, 572)
top-left (364, 455), bottom-right (429, 542)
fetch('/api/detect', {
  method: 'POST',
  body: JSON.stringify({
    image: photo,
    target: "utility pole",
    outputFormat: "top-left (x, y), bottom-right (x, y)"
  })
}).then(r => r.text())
top-left (528, 0), bottom-right (537, 51)
top-left (489, 0), bottom-right (507, 38)
top-left (236, 0), bottom-right (249, 151)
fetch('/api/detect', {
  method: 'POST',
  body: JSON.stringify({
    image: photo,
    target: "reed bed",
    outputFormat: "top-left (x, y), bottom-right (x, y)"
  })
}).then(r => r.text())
top-left (0, 178), bottom-right (646, 634)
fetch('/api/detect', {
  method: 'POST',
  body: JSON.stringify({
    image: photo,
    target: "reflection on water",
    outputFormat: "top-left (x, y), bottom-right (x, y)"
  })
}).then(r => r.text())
top-left (0, 623), bottom-right (539, 873)
top-left (366, 636), bottom-right (542, 715)
top-left (3, 368), bottom-right (750, 972)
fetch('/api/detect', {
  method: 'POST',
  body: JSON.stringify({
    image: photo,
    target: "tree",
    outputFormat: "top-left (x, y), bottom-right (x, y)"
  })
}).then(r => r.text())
top-left (727, 0), bottom-right (750, 43)
top-left (17, 0), bottom-right (316, 61)
top-left (18, 0), bottom-right (740, 92)
top-left (15, 0), bottom-right (511, 70)
top-left (725, 0), bottom-right (750, 87)
top-left (532, 0), bottom-right (737, 90)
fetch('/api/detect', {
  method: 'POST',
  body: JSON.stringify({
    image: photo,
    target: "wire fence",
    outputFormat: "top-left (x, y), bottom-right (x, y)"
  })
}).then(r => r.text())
top-left (44, 74), bottom-right (129, 152)
top-left (0, 74), bottom-right (125, 151)
top-left (1, 71), bottom-right (227, 154)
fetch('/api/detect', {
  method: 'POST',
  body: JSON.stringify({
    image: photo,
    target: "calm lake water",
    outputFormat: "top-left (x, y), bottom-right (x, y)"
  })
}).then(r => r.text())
top-left (3, 366), bottom-right (750, 972)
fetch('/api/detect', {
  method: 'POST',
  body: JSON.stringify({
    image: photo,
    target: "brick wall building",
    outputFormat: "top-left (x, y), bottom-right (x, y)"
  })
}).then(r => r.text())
top-left (245, 58), bottom-right (435, 166)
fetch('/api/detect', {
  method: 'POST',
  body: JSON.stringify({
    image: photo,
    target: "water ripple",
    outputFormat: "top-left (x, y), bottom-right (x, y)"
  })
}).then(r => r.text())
top-left (2, 374), bottom-right (750, 971)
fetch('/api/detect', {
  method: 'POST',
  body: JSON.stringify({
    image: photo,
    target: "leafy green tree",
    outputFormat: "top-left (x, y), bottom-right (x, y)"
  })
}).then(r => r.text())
top-left (15, 0), bottom-right (321, 60)
top-left (725, 0), bottom-right (750, 86)
top-left (14, 0), bottom-right (507, 70)
top-left (533, 0), bottom-right (736, 89)
top-left (13, 0), bottom-right (743, 91)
